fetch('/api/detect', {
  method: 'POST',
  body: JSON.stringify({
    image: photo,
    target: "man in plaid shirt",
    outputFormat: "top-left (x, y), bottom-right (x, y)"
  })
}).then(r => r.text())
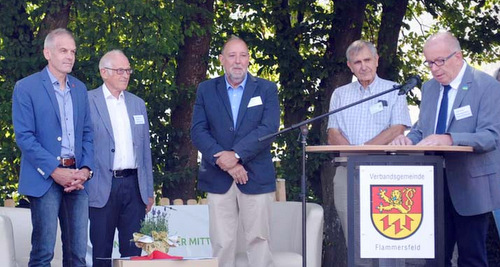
top-left (327, 40), bottom-right (411, 266)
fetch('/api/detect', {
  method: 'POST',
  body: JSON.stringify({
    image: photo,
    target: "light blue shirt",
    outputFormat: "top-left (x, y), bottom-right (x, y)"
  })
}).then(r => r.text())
top-left (225, 73), bottom-right (248, 128)
top-left (47, 68), bottom-right (75, 157)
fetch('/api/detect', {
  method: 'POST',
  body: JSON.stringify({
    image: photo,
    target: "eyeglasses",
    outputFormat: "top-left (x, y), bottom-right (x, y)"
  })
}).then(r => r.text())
top-left (423, 51), bottom-right (457, 68)
top-left (105, 67), bottom-right (133, 75)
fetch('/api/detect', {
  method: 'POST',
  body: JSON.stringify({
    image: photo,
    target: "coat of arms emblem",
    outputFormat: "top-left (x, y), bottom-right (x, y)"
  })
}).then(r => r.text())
top-left (371, 185), bottom-right (423, 239)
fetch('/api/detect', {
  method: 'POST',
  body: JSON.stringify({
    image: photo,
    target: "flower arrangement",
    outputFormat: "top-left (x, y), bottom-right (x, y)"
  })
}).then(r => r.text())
top-left (139, 207), bottom-right (169, 235)
top-left (133, 206), bottom-right (179, 254)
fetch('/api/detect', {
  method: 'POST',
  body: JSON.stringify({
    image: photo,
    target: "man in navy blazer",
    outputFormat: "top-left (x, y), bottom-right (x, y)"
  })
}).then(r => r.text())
top-left (191, 36), bottom-right (280, 267)
top-left (12, 28), bottom-right (93, 266)
top-left (87, 50), bottom-right (154, 266)
top-left (391, 32), bottom-right (500, 266)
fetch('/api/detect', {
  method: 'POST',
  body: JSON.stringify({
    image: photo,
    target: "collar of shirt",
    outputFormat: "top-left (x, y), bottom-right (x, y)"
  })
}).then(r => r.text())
top-left (356, 75), bottom-right (381, 94)
top-left (102, 83), bottom-right (125, 101)
top-left (47, 67), bottom-right (71, 91)
top-left (224, 73), bottom-right (248, 91)
top-left (443, 60), bottom-right (467, 91)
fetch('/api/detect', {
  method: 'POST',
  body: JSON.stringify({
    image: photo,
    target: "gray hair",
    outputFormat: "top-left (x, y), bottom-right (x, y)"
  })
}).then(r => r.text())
top-left (346, 40), bottom-right (378, 62)
top-left (44, 28), bottom-right (74, 49)
top-left (99, 49), bottom-right (127, 69)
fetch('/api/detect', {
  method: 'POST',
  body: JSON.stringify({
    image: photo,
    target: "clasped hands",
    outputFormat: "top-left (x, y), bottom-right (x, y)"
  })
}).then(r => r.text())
top-left (214, 151), bottom-right (248, 184)
top-left (51, 167), bottom-right (90, 193)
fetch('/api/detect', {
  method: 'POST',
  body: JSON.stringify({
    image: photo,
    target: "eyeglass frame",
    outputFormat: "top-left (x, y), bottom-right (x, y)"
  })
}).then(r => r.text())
top-left (423, 51), bottom-right (457, 68)
top-left (104, 67), bottom-right (134, 75)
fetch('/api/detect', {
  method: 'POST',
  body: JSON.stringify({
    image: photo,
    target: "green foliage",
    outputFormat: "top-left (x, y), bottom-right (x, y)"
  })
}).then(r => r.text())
top-left (1, 1), bottom-right (499, 265)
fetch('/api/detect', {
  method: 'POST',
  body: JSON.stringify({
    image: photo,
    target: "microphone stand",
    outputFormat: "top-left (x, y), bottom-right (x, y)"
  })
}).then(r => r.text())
top-left (259, 83), bottom-right (414, 267)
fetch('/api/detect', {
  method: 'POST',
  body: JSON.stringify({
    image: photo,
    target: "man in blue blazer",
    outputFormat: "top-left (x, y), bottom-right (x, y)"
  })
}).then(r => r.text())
top-left (86, 50), bottom-right (154, 266)
top-left (191, 36), bottom-right (280, 267)
top-left (12, 28), bottom-right (93, 266)
top-left (391, 32), bottom-right (500, 266)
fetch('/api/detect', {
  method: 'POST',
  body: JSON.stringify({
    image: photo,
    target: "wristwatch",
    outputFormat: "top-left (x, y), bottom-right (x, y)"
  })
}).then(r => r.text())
top-left (234, 152), bottom-right (241, 160)
top-left (82, 166), bottom-right (93, 180)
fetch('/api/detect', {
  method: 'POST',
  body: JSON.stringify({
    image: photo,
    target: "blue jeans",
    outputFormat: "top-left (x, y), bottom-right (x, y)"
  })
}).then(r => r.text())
top-left (28, 182), bottom-right (89, 267)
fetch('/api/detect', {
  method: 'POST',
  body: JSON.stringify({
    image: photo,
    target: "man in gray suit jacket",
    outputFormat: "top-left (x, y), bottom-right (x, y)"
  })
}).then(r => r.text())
top-left (87, 50), bottom-right (154, 266)
top-left (391, 32), bottom-right (500, 266)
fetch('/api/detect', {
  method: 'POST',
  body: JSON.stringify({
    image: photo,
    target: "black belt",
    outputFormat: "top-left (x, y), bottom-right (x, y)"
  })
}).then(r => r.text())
top-left (112, 169), bottom-right (137, 178)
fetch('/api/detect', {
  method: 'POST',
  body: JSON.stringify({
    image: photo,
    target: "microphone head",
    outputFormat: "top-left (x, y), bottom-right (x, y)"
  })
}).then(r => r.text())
top-left (410, 75), bottom-right (422, 85)
top-left (398, 75), bottom-right (421, 95)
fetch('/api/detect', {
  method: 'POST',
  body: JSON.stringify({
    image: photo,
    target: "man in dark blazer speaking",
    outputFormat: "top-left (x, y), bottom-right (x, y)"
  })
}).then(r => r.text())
top-left (191, 36), bottom-right (280, 267)
top-left (87, 50), bottom-right (154, 266)
top-left (391, 32), bottom-right (500, 266)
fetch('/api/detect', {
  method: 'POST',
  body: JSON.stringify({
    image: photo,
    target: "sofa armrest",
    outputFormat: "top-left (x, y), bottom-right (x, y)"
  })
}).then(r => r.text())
top-left (306, 203), bottom-right (324, 267)
top-left (0, 215), bottom-right (17, 267)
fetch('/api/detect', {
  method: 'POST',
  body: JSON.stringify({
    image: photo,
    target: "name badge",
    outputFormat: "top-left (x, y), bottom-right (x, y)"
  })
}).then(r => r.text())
top-left (248, 96), bottom-right (263, 108)
top-left (369, 102), bottom-right (384, 114)
top-left (453, 105), bottom-right (472, 120)
top-left (133, 115), bottom-right (145, 124)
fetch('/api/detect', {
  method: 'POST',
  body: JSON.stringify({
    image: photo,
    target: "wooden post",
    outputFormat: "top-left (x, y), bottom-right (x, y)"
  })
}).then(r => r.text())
top-left (4, 199), bottom-right (15, 207)
top-left (186, 199), bottom-right (197, 205)
top-left (173, 199), bottom-right (184, 205)
top-left (275, 178), bottom-right (286, 202)
top-left (159, 197), bottom-right (170, 206)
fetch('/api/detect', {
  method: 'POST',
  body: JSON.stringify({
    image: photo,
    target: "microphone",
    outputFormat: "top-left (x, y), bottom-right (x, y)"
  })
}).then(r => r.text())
top-left (397, 75), bottom-right (421, 95)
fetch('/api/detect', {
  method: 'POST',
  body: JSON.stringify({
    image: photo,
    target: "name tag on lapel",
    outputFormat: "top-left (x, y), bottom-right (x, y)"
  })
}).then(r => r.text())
top-left (453, 105), bottom-right (472, 120)
top-left (133, 115), bottom-right (145, 124)
top-left (248, 96), bottom-right (263, 108)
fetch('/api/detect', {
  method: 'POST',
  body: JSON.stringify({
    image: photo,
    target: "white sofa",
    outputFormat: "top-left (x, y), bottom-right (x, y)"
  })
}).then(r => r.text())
top-left (0, 207), bottom-right (63, 267)
top-left (1, 201), bottom-right (323, 267)
top-left (236, 201), bottom-right (324, 267)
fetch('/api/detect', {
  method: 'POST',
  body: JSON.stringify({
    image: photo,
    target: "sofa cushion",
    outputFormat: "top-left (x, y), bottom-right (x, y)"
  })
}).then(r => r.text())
top-left (0, 207), bottom-right (63, 267)
top-left (0, 215), bottom-right (17, 267)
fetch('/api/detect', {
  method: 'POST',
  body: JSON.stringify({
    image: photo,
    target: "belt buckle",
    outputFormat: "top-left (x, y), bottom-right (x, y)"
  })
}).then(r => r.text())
top-left (113, 170), bottom-right (124, 178)
top-left (61, 158), bottom-right (74, 167)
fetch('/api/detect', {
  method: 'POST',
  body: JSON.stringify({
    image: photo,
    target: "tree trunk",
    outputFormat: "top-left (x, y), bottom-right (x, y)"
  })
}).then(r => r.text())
top-left (320, 0), bottom-right (368, 265)
top-left (271, 0), bottom-right (308, 128)
top-left (377, 0), bottom-right (410, 81)
top-left (38, 0), bottom-right (73, 45)
top-left (163, 0), bottom-right (214, 201)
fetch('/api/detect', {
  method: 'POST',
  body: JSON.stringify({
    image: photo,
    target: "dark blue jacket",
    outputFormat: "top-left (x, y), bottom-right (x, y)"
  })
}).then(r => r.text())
top-left (191, 74), bottom-right (280, 194)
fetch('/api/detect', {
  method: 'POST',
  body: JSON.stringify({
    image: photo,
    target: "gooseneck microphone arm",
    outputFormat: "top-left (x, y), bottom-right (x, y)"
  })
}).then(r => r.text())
top-left (257, 74), bottom-right (420, 267)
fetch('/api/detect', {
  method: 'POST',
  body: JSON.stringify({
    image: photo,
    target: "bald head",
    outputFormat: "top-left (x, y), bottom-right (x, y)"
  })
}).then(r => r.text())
top-left (424, 32), bottom-right (461, 52)
top-left (423, 31), bottom-right (464, 85)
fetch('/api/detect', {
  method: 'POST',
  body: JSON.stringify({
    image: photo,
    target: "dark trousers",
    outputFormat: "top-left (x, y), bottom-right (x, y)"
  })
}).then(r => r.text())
top-left (443, 176), bottom-right (489, 267)
top-left (89, 173), bottom-right (146, 267)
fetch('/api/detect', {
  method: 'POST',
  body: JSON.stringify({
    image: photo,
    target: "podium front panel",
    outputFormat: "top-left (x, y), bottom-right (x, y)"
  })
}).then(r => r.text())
top-left (347, 155), bottom-right (444, 267)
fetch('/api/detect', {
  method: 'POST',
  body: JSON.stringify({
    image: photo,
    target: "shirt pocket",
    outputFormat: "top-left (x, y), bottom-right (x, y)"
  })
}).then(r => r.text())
top-left (371, 107), bottom-right (392, 128)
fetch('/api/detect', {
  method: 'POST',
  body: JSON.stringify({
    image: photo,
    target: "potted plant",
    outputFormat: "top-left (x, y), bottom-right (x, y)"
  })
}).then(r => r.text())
top-left (133, 206), bottom-right (179, 254)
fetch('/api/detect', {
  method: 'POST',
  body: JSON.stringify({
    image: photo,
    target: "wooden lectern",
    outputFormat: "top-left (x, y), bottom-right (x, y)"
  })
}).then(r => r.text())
top-left (307, 145), bottom-right (473, 267)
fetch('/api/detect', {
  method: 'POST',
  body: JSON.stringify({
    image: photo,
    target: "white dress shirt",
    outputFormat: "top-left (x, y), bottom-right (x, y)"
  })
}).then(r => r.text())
top-left (102, 84), bottom-right (137, 170)
top-left (433, 61), bottom-right (467, 132)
